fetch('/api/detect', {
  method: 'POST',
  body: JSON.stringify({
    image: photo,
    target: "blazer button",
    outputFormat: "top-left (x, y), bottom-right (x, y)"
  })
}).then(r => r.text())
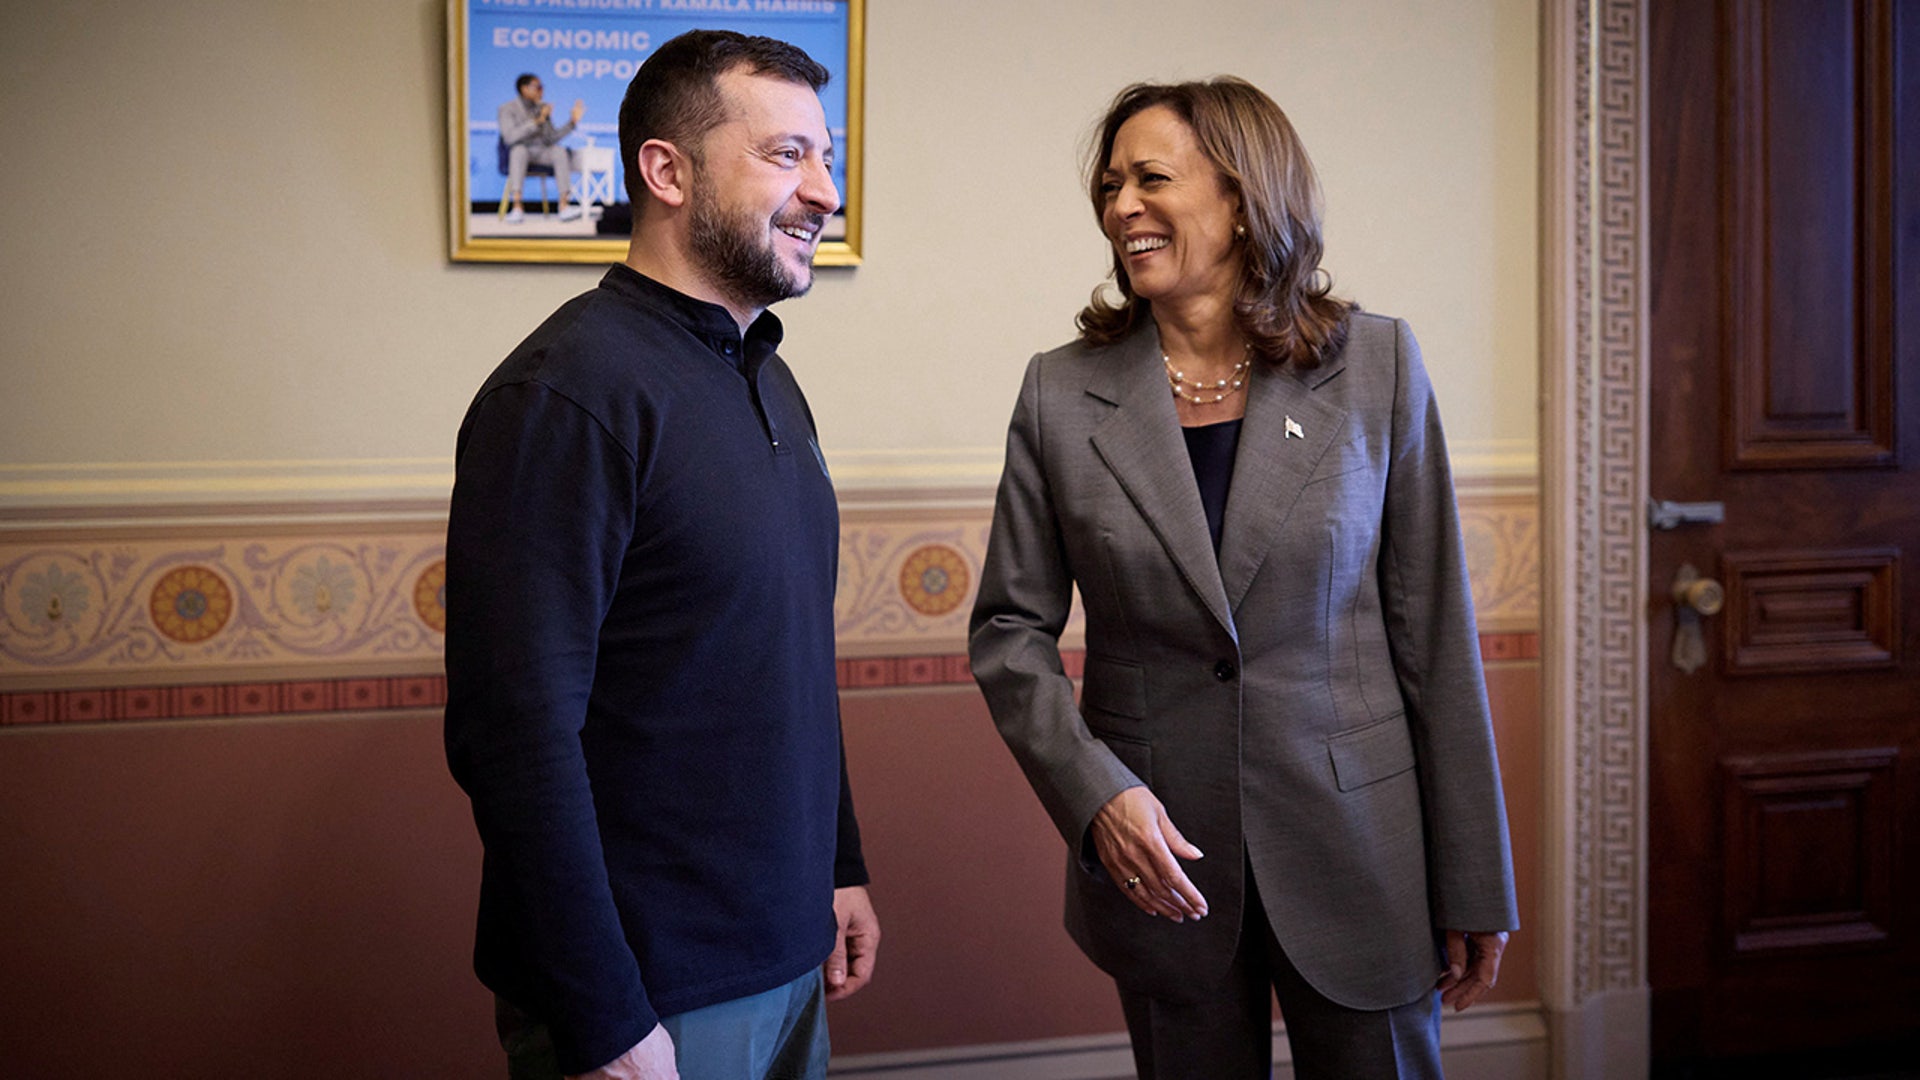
top-left (1214, 660), bottom-right (1237, 682)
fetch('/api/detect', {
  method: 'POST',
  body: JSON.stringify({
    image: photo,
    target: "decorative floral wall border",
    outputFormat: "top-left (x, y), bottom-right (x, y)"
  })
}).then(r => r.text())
top-left (0, 532), bottom-right (446, 676)
top-left (0, 487), bottom-right (1538, 691)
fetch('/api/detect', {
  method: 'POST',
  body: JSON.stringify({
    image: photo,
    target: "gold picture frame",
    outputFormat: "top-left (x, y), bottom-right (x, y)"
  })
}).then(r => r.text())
top-left (447, 0), bottom-right (864, 266)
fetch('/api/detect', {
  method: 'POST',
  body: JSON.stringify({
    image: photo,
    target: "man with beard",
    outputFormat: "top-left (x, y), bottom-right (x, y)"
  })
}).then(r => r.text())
top-left (444, 30), bottom-right (877, 1080)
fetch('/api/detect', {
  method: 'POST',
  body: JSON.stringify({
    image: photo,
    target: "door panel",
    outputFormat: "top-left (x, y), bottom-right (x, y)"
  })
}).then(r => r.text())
top-left (1720, 549), bottom-right (1899, 674)
top-left (1721, 749), bottom-right (1897, 955)
top-left (1725, 0), bottom-right (1898, 468)
top-left (1649, 0), bottom-right (1920, 1063)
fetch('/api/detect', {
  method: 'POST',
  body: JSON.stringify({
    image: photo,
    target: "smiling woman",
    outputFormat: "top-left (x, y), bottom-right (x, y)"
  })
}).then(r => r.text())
top-left (969, 76), bottom-right (1519, 1080)
top-left (1098, 107), bottom-right (1243, 320)
top-left (1080, 79), bottom-right (1350, 380)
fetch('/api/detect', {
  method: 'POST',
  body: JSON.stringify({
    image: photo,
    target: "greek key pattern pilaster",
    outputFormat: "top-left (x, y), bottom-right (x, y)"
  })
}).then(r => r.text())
top-left (1572, 0), bottom-right (1648, 1000)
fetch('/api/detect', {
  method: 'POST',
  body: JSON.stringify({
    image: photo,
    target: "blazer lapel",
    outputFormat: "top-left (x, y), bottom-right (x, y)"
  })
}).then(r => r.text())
top-left (1087, 322), bottom-right (1237, 641)
top-left (1217, 356), bottom-right (1350, 612)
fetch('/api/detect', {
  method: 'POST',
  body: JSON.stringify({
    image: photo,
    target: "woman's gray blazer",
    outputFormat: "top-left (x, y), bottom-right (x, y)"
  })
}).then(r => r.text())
top-left (969, 311), bottom-right (1519, 1009)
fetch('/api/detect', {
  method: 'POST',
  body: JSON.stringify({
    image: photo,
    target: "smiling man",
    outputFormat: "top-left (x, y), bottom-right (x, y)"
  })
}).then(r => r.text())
top-left (445, 31), bottom-right (877, 1080)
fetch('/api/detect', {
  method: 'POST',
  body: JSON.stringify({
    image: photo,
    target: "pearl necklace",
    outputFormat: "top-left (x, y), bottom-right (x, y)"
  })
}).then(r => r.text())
top-left (1164, 348), bottom-right (1251, 405)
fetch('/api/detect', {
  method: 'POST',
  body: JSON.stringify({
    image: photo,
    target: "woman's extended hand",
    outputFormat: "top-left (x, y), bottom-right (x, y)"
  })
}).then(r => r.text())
top-left (1436, 929), bottom-right (1508, 1011)
top-left (1090, 786), bottom-right (1208, 922)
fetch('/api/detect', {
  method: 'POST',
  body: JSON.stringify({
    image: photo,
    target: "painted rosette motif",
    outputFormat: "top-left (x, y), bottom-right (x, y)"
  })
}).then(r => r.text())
top-left (149, 565), bottom-right (234, 644)
top-left (413, 560), bottom-right (448, 634)
top-left (14, 561), bottom-right (94, 635)
top-left (282, 554), bottom-right (362, 623)
top-left (897, 544), bottom-right (971, 618)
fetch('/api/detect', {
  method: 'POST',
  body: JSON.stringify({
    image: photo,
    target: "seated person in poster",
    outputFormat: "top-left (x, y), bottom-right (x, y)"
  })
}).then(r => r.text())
top-left (498, 73), bottom-right (585, 224)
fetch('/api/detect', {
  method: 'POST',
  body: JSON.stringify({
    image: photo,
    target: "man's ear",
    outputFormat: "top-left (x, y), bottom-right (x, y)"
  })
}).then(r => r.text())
top-left (635, 139), bottom-right (690, 209)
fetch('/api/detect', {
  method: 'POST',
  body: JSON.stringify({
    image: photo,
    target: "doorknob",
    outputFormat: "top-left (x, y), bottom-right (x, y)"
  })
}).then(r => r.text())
top-left (1670, 563), bottom-right (1723, 673)
top-left (1673, 565), bottom-right (1724, 615)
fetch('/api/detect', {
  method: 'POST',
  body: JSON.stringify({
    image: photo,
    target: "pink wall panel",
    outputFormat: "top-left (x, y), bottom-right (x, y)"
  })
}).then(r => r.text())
top-left (830, 689), bottom-right (1126, 1053)
top-left (0, 714), bottom-right (496, 1076)
top-left (0, 663), bottom-right (1541, 1071)
top-left (1484, 660), bottom-right (1542, 1003)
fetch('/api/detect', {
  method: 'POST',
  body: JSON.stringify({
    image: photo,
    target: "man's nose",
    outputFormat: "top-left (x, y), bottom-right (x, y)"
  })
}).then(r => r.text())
top-left (798, 157), bottom-right (841, 216)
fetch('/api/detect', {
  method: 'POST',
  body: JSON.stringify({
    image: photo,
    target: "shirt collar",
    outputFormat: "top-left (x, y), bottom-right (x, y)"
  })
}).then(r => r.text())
top-left (600, 263), bottom-right (784, 373)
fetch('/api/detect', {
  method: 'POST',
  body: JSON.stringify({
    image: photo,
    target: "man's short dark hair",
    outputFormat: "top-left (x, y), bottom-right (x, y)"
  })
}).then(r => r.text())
top-left (618, 30), bottom-right (829, 206)
top-left (515, 73), bottom-right (539, 93)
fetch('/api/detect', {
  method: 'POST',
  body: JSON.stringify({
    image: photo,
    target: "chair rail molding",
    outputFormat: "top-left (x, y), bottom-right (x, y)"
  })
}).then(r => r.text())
top-left (0, 459), bottom-right (456, 515)
top-left (1539, 0), bottom-right (1652, 1077)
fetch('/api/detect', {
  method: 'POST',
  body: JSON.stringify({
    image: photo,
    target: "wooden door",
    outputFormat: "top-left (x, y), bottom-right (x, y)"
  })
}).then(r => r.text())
top-left (1649, 0), bottom-right (1920, 1067)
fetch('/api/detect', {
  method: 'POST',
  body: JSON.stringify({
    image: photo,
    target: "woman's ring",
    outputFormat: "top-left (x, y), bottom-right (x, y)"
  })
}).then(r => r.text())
top-left (1125, 876), bottom-right (1142, 890)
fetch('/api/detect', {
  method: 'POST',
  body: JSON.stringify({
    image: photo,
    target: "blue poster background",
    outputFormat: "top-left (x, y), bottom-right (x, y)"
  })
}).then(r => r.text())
top-left (465, 0), bottom-right (850, 208)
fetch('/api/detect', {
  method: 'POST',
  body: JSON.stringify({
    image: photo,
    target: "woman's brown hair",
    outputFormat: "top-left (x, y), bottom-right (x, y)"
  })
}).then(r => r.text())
top-left (1076, 77), bottom-right (1353, 370)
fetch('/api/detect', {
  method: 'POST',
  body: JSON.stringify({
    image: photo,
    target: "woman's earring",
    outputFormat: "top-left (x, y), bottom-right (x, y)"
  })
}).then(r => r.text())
top-left (1234, 223), bottom-right (1248, 239)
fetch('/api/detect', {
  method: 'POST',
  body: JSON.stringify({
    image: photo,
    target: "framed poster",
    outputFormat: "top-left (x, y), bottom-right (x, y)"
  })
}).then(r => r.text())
top-left (448, 0), bottom-right (864, 265)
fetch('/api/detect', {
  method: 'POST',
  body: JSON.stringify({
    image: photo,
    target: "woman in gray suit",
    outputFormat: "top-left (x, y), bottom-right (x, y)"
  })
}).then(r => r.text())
top-left (968, 77), bottom-right (1518, 1079)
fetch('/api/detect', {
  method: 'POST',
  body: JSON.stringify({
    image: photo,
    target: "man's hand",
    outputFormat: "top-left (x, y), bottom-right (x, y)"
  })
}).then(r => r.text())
top-left (1091, 786), bottom-right (1208, 922)
top-left (824, 885), bottom-right (879, 1001)
top-left (1436, 929), bottom-right (1508, 1012)
top-left (571, 99), bottom-right (587, 125)
top-left (566, 1022), bottom-right (676, 1080)
top-left (537, 102), bottom-right (553, 123)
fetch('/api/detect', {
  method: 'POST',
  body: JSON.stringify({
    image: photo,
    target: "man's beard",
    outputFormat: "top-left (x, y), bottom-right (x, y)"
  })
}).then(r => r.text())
top-left (686, 181), bottom-right (821, 314)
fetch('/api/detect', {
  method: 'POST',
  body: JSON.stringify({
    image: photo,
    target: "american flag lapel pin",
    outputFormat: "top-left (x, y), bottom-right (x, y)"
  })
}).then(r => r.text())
top-left (1285, 415), bottom-right (1304, 440)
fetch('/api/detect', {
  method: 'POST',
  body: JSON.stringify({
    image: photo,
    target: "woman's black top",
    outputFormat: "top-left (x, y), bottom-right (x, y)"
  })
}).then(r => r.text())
top-left (1181, 417), bottom-right (1243, 555)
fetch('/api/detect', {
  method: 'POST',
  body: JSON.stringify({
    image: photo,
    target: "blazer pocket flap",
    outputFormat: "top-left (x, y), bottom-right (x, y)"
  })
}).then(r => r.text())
top-left (1081, 655), bottom-right (1147, 720)
top-left (1327, 714), bottom-right (1415, 792)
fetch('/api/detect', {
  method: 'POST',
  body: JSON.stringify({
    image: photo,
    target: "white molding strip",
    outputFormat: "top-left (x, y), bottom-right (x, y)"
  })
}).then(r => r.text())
top-left (0, 454), bottom-right (985, 512)
top-left (829, 1002), bottom-right (1548, 1079)
top-left (828, 440), bottom-right (1535, 494)
top-left (825, 448), bottom-right (1008, 494)
top-left (1448, 439), bottom-right (1540, 482)
top-left (0, 439), bottom-right (1534, 518)
top-left (0, 459), bottom-right (455, 510)
top-left (830, 1030), bottom-right (1133, 1080)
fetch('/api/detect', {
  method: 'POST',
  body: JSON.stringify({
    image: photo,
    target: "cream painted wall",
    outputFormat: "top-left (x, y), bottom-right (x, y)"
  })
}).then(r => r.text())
top-left (0, 0), bottom-right (1536, 498)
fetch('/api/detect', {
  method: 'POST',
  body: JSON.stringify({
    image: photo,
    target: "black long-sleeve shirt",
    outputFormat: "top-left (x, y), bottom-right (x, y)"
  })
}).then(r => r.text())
top-left (444, 265), bottom-right (866, 1074)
